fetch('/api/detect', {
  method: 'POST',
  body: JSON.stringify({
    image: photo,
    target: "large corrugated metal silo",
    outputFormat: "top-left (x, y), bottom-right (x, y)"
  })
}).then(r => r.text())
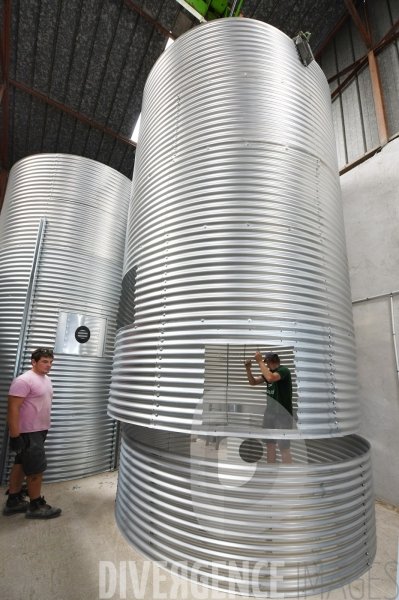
top-left (108, 19), bottom-right (360, 438)
top-left (109, 18), bottom-right (375, 596)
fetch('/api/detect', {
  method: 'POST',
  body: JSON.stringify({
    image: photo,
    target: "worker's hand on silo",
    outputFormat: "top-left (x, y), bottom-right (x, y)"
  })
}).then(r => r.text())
top-left (245, 358), bottom-right (252, 369)
top-left (254, 351), bottom-right (263, 364)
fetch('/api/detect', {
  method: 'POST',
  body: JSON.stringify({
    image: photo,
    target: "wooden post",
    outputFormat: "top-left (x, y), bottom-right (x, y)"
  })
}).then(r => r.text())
top-left (368, 50), bottom-right (389, 146)
top-left (343, 0), bottom-right (389, 146)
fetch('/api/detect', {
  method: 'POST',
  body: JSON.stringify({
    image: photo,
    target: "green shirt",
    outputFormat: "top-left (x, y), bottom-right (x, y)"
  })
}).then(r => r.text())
top-left (262, 365), bottom-right (293, 415)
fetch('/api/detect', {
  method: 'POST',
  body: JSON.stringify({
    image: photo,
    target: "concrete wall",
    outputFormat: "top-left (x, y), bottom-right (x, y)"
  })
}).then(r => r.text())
top-left (341, 137), bottom-right (399, 506)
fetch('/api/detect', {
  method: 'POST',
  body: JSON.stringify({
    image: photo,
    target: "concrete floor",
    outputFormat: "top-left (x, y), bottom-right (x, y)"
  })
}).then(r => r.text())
top-left (1, 472), bottom-right (399, 600)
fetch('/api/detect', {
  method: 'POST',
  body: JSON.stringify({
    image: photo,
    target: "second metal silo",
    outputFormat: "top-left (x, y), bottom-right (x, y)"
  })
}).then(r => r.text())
top-left (0, 153), bottom-right (131, 483)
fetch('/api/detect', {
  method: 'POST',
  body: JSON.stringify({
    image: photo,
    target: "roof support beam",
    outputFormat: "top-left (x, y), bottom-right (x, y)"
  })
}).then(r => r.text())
top-left (331, 55), bottom-right (368, 99)
top-left (379, 15), bottom-right (399, 45)
top-left (377, 27), bottom-right (399, 54)
top-left (9, 78), bottom-right (137, 148)
top-left (343, 0), bottom-right (372, 47)
top-left (0, 20), bottom-right (6, 79)
top-left (328, 55), bottom-right (366, 84)
top-left (122, 0), bottom-right (175, 40)
top-left (1, 0), bottom-right (11, 172)
top-left (314, 0), bottom-right (363, 60)
top-left (329, 18), bottom-right (399, 85)
top-left (315, 13), bottom-right (352, 60)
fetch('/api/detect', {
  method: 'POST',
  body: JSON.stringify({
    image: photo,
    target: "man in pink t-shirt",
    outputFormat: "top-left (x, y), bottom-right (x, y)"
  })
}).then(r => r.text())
top-left (3, 348), bottom-right (62, 519)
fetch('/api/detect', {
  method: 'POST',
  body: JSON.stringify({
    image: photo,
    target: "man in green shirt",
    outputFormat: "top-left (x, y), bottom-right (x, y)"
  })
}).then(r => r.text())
top-left (245, 351), bottom-right (293, 463)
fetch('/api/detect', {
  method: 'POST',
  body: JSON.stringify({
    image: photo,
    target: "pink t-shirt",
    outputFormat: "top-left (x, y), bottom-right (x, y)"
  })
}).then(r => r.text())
top-left (9, 370), bottom-right (53, 433)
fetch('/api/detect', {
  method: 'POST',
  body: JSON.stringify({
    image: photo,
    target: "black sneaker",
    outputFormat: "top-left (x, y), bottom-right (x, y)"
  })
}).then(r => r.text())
top-left (25, 497), bottom-right (62, 520)
top-left (2, 494), bottom-right (29, 516)
top-left (20, 483), bottom-right (29, 496)
top-left (5, 483), bottom-right (28, 496)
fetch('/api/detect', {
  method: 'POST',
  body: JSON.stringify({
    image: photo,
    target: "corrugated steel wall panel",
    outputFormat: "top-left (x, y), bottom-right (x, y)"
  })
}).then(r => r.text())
top-left (335, 23), bottom-right (367, 164)
top-left (349, 11), bottom-right (380, 153)
top-left (321, 42), bottom-right (348, 168)
top-left (319, 0), bottom-right (399, 169)
top-left (0, 154), bottom-right (131, 482)
top-left (320, 18), bottom-right (379, 170)
top-left (373, 0), bottom-right (399, 137)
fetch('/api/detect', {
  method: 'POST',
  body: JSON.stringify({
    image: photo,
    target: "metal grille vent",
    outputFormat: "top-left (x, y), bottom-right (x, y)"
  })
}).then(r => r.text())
top-left (54, 311), bottom-right (107, 357)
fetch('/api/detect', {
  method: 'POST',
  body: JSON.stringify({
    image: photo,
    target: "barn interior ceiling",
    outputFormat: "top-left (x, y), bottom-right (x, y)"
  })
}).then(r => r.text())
top-left (0, 0), bottom-right (355, 186)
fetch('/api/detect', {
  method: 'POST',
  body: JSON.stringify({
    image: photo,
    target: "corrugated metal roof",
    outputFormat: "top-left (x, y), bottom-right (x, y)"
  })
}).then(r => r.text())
top-left (0, 0), bottom-right (348, 180)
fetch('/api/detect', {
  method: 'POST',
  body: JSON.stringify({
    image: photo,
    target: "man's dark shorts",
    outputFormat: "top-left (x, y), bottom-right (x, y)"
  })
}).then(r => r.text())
top-left (262, 411), bottom-right (292, 450)
top-left (14, 430), bottom-right (48, 475)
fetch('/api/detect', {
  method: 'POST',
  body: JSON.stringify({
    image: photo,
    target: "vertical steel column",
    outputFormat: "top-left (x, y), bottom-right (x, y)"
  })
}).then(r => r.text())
top-left (112, 421), bottom-right (122, 470)
top-left (390, 294), bottom-right (399, 388)
top-left (0, 218), bottom-right (47, 484)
